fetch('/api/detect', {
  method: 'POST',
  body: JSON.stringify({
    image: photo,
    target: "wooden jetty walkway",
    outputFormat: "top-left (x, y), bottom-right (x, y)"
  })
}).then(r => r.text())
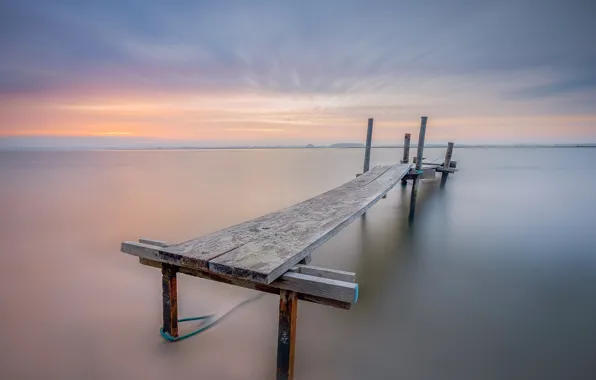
top-left (121, 116), bottom-right (458, 380)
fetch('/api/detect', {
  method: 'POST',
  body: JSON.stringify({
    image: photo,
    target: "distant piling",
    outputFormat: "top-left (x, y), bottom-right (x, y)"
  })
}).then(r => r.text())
top-left (409, 117), bottom-right (428, 221)
top-left (363, 118), bottom-right (374, 173)
top-left (415, 117), bottom-right (427, 171)
top-left (401, 133), bottom-right (411, 186)
top-left (401, 133), bottom-right (411, 164)
top-left (440, 142), bottom-right (454, 188)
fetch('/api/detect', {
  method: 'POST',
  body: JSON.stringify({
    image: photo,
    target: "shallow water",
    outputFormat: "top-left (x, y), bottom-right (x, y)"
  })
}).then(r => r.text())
top-left (1, 147), bottom-right (595, 380)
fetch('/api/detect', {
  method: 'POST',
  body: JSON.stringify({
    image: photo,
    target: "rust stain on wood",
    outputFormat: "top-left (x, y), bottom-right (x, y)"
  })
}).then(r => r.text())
top-left (161, 264), bottom-right (178, 338)
top-left (277, 290), bottom-right (298, 380)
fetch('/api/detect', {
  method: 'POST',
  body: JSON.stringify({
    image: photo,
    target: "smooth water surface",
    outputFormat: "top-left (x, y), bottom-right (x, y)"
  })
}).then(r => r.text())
top-left (1, 147), bottom-right (595, 380)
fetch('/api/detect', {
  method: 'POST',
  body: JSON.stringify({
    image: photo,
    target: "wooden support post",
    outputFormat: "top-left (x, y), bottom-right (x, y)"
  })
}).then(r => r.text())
top-left (401, 133), bottom-right (411, 186)
top-left (277, 290), bottom-right (298, 380)
top-left (409, 116), bottom-right (427, 221)
top-left (298, 255), bottom-right (312, 265)
top-left (440, 142), bottom-right (454, 188)
top-left (415, 117), bottom-right (428, 171)
top-left (401, 133), bottom-right (411, 164)
top-left (363, 118), bottom-right (374, 173)
top-left (161, 264), bottom-right (178, 338)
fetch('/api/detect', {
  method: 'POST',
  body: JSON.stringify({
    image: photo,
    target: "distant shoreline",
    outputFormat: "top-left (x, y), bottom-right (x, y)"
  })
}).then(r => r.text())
top-left (1, 144), bottom-right (596, 152)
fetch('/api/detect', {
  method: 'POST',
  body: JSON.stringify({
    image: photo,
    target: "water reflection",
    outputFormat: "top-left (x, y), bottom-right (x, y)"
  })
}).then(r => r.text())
top-left (1, 148), bottom-right (596, 379)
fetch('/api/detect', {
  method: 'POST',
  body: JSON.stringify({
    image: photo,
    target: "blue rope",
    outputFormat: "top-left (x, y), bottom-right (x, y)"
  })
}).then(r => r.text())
top-left (160, 294), bottom-right (264, 342)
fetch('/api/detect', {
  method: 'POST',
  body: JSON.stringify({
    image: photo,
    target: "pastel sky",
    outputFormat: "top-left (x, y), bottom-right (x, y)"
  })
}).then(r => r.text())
top-left (1, 0), bottom-right (595, 147)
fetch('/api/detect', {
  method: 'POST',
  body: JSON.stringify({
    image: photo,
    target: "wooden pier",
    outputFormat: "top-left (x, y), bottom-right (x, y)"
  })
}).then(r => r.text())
top-left (121, 116), bottom-right (457, 380)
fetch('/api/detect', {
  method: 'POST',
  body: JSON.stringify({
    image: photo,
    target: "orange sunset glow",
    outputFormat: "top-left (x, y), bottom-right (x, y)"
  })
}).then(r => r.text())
top-left (1, 1), bottom-right (595, 148)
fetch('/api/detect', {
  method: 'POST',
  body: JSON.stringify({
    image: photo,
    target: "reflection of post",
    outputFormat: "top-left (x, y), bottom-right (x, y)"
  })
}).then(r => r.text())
top-left (401, 133), bottom-right (411, 186)
top-left (408, 178), bottom-right (418, 222)
top-left (415, 117), bottom-right (428, 171)
top-left (161, 264), bottom-right (178, 338)
top-left (277, 290), bottom-right (298, 380)
top-left (440, 142), bottom-right (454, 188)
top-left (363, 118), bottom-right (374, 173)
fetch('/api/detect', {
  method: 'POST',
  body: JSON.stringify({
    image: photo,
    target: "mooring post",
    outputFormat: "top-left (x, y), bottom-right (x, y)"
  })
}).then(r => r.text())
top-left (363, 118), bottom-right (374, 173)
top-left (161, 264), bottom-right (179, 338)
top-left (440, 142), bottom-right (454, 188)
top-left (415, 117), bottom-right (427, 171)
top-left (277, 290), bottom-right (298, 380)
top-left (401, 133), bottom-right (411, 186)
top-left (401, 133), bottom-right (411, 164)
top-left (409, 117), bottom-right (428, 221)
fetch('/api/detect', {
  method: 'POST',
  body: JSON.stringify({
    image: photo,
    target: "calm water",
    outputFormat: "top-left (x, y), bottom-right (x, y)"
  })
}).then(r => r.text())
top-left (1, 148), bottom-right (596, 380)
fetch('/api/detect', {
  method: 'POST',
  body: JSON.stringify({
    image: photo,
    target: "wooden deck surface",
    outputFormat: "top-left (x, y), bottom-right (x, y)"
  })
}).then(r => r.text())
top-left (122, 163), bottom-right (411, 284)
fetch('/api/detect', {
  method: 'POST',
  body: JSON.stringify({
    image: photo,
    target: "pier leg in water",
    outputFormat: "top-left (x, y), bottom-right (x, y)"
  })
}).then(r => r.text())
top-left (363, 118), bottom-right (374, 173)
top-left (408, 177), bottom-right (419, 222)
top-left (440, 142), bottom-right (454, 188)
top-left (401, 133), bottom-right (411, 186)
top-left (277, 290), bottom-right (298, 380)
top-left (415, 117), bottom-right (427, 172)
top-left (161, 264), bottom-right (179, 338)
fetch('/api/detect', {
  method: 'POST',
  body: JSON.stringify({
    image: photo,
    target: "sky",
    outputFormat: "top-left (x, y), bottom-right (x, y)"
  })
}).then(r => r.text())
top-left (1, 0), bottom-right (595, 148)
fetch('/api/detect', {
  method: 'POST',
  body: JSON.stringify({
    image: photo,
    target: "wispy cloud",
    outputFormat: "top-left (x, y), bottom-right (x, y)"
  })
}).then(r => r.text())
top-left (0, 0), bottom-right (595, 145)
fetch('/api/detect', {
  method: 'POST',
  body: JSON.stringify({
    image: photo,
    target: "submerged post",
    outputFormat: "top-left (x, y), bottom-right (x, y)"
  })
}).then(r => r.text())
top-left (277, 290), bottom-right (298, 380)
top-left (440, 142), bottom-right (454, 188)
top-left (161, 264), bottom-right (178, 338)
top-left (363, 118), bottom-right (374, 173)
top-left (401, 133), bottom-right (411, 186)
top-left (415, 117), bottom-right (428, 171)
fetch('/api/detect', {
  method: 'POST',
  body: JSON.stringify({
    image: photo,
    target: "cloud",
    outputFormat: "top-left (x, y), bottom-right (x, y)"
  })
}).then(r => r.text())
top-left (1, 0), bottom-right (595, 96)
top-left (1, 0), bottom-right (595, 144)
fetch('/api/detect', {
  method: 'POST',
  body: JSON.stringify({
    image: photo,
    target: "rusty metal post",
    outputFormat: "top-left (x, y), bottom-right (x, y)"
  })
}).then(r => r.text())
top-left (277, 290), bottom-right (298, 380)
top-left (161, 264), bottom-right (178, 338)
top-left (440, 142), bottom-right (454, 188)
top-left (363, 118), bottom-right (374, 173)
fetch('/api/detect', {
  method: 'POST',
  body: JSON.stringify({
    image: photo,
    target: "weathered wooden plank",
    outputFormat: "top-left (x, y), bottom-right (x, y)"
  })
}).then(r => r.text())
top-left (435, 166), bottom-right (457, 173)
top-left (149, 165), bottom-right (392, 270)
top-left (288, 265), bottom-right (356, 282)
top-left (208, 164), bottom-right (411, 283)
top-left (138, 257), bottom-right (354, 309)
top-left (421, 160), bottom-right (457, 168)
top-left (419, 167), bottom-right (436, 179)
top-left (277, 290), bottom-right (298, 380)
top-left (363, 118), bottom-right (374, 173)
top-left (139, 238), bottom-right (169, 247)
top-left (274, 272), bottom-right (357, 303)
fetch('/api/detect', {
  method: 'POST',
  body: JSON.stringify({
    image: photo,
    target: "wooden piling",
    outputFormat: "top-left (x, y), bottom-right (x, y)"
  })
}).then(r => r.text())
top-left (415, 117), bottom-right (428, 171)
top-left (409, 116), bottom-right (428, 220)
top-left (277, 290), bottom-right (298, 380)
top-left (401, 133), bottom-right (411, 186)
top-left (401, 133), bottom-right (411, 164)
top-left (440, 142), bottom-right (454, 188)
top-left (363, 118), bottom-right (374, 173)
top-left (161, 264), bottom-right (178, 338)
